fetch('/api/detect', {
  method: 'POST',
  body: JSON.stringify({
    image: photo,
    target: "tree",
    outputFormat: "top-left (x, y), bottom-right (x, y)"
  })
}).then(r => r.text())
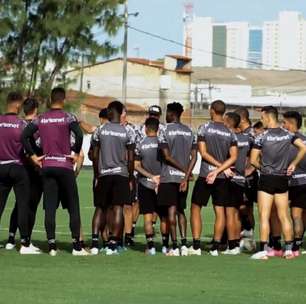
top-left (0, 0), bottom-right (124, 102)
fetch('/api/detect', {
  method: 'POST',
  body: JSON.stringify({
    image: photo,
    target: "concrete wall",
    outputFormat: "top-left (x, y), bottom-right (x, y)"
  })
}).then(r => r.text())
top-left (67, 59), bottom-right (191, 111)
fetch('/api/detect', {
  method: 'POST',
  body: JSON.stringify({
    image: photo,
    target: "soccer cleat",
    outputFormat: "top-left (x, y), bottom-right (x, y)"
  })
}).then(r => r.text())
top-left (209, 249), bottom-right (219, 257)
top-left (180, 245), bottom-right (189, 256)
top-left (166, 248), bottom-right (180, 256)
top-left (20, 245), bottom-right (41, 255)
top-left (5, 242), bottom-right (16, 250)
top-left (188, 247), bottom-right (202, 256)
top-left (250, 251), bottom-right (268, 260)
top-left (49, 249), bottom-right (57, 257)
top-left (222, 247), bottom-right (240, 255)
top-left (30, 243), bottom-right (41, 252)
top-left (90, 247), bottom-right (99, 255)
top-left (161, 246), bottom-right (168, 255)
top-left (267, 248), bottom-right (284, 257)
top-left (72, 248), bottom-right (90, 256)
top-left (105, 248), bottom-right (119, 256)
top-left (283, 250), bottom-right (295, 260)
top-left (146, 247), bottom-right (156, 256)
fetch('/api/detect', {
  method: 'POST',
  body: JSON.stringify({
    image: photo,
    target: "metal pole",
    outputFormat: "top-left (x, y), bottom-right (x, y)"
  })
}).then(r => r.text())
top-left (79, 53), bottom-right (85, 93)
top-left (122, 0), bottom-right (128, 104)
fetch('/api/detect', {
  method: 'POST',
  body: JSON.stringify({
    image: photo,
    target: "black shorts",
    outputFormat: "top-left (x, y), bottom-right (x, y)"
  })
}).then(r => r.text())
top-left (191, 177), bottom-right (230, 207)
top-left (244, 172), bottom-right (258, 205)
top-left (94, 175), bottom-right (130, 209)
top-left (289, 185), bottom-right (306, 209)
top-left (229, 182), bottom-right (245, 208)
top-left (138, 183), bottom-right (158, 214)
top-left (258, 174), bottom-right (289, 195)
top-left (157, 183), bottom-right (188, 211)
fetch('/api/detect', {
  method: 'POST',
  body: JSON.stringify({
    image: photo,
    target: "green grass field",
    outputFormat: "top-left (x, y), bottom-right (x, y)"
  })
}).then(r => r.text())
top-left (0, 169), bottom-right (305, 304)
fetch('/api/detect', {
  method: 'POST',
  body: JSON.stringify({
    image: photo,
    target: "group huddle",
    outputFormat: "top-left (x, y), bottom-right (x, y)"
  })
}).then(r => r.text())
top-left (1, 88), bottom-right (306, 259)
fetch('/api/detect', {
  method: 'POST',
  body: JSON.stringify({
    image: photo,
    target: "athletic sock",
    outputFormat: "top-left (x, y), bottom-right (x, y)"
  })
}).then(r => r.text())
top-left (272, 236), bottom-right (282, 250)
top-left (118, 237), bottom-right (123, 248)
top-left (125, 233), bottom-right (134, 246)
top-left (193, 239), bottom-right (201, 250)
top-left (221, 231), bottom-right (228, 245)
top-left (234, 239), bottom-right (240, 248)
top-left (72, 239), bottom-right (82, 251)
top-left (80, 240), bottom-right (85, 249)
top-left (8, 233), bottom-right (15, 244)
top-left (92, 234), bottom-right (99, 249)
top-left (228, 240), bottom-right (236, 250)
top-left (108, 237), bottom-right (117, 251)
top-left (162, 234), bottom-right (169, 248)
top-left (211, 240), bottom-right (221, 251)
top-left (146, 234), bottom-right (154, 249)
top-left (285, 241), bottom-right (293, 251)
top-left (293, 238), bottom-right (303, 251)
top-left (241, 215), bottom-right (252, 231)
top-left (102, 240), bottom-right (108, 248)
top-left (20, 237), bottom-right (30, 247)
top-left (131, 222), bottom-right (136, 238)
top-left (172, 241), bottom-right (178, 250)
top-left (181, 238), bottom-right (187, 247)
top-left (260, 241), bottom-right (268, 252)
top-left (48, 239), bottom-right (57, 251)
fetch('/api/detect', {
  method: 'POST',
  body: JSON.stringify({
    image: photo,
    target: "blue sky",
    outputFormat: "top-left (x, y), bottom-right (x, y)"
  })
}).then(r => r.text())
top-left (99, 0), bottom-right (306, 59)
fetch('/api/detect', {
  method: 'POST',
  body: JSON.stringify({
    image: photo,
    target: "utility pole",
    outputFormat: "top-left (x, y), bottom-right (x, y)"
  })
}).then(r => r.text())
top-left (122, 0), bottom-right (128, 104)
top-left (79, 53), bottom-right (85, 93)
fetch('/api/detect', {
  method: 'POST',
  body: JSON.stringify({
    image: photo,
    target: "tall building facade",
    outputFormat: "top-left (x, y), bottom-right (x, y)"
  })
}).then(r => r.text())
top-left (248, 27), bottom-right (263, 68)
top-left (188, 17), bottom-right (250, 68)
top-left (262, 11), bottom-right (306, 70)
top-left (187, 11), bottom-right (306, 70)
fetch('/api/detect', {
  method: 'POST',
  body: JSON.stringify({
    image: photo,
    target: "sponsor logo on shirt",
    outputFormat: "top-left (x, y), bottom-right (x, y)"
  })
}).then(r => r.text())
top-left (169, 169), bottom-right (185, 177)
top-left (168, 130), bottom-right (191, 137)
top-left (208, 165), bottom-right (217, 171)
top-left (41, 117), bottom-right (65, 124)
top-left (101, 167), bottom-right (122, 174)
top-left (207, 128), bottom-right (231, 137)
top-left (0, 122), bottom-right (19, 128)
top-left (266, 135), bottom-right (290, 142)
top-left (45, 156), bottom-right (67, 162)
top-left (101, 130), bottom-right (126, 138)
top-left (238, 141), bottom-right (249, 147)
top-left (141, 143), bottom-right (158, 150)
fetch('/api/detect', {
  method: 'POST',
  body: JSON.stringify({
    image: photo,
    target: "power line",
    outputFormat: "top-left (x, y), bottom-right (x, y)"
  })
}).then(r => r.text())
top-left (128, 25), bottom-right (306, 72)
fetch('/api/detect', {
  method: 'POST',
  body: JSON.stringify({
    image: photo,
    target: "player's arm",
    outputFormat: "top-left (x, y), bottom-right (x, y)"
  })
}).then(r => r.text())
top-left (22, 122), bottom-right (44, 167)
top-left (288, 138), bottom-right (306, 175)
top-left (75, 149), bottom-right (84, 177)
top-left (135, 160), bottom-right (160, 185)
top-left (206, 145), bottom-right (238, 184)
top-left (180, 147), bottom-right (197, 191)
top-left (127, 146), bottom-right (135, 180)
top-left (198, 141), bottom-right (222, 168)
top-left (79, 120), bottom-right (97, 134)
top-left (160, 146), bottom-right (187, 174)
top-left (250, 148), bottom-right (261, 170)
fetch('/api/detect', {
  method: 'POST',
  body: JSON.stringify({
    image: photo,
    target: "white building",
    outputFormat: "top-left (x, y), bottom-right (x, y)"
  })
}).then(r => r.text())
top-left (226, 22), bottom-right (249, 68)
top-left (191, 17), bottom-right (213, 67)
top-left (262, 11), bottom-right (306, 70)
top-left (189, 17), bottom-right (250, 68)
